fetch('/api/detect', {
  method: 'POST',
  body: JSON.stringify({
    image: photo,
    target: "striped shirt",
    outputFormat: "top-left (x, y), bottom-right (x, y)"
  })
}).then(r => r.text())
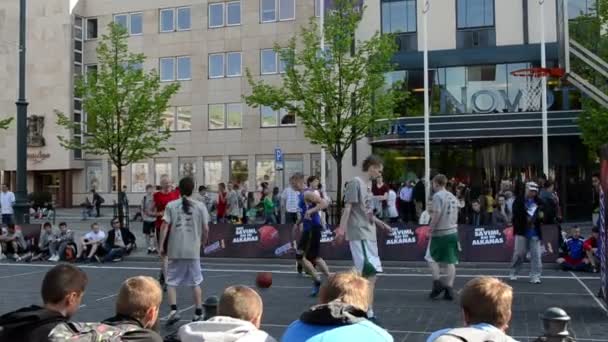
top-left (282, 187), bottom-right (300, 213)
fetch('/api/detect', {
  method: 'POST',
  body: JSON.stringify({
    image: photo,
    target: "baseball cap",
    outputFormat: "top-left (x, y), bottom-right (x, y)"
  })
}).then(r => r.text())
top-left (526, 182), bottom-right (539, 192)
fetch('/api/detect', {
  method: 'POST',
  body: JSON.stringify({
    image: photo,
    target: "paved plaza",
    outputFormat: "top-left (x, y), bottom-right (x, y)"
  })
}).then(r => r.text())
top-left (0, 257), bottom-right (606, 341)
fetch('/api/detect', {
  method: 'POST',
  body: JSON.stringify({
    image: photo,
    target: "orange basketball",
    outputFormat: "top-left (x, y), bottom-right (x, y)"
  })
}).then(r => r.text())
top-left (256, 272), bottom-right (272, 289)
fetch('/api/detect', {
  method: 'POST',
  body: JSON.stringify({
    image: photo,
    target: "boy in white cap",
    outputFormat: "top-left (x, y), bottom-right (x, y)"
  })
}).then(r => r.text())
top-left (509, 181), bottom-right (545, 284)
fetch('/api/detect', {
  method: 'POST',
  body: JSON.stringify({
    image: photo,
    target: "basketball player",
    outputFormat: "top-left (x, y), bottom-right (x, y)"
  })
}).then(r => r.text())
top-left (154, 175), bottom-right (180, 290)
top-left (292, 173), bottom-right (330, 296)
top-left (160, 177), bottom-right (209, 324)
top-left (336, 155), bottom-right (392, 322)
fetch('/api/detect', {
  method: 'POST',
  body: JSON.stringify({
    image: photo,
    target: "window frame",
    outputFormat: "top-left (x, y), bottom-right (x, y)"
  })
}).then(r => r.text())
top-left (129, 12), bottom-right (144, 35)
top-left (159, 8), bottom-right (176, 32)
top-left (226, 1), bottom-right (242, 26)
top-left (176, 56), bottom-right (192, 81)
top-left (380, 0), bottom-right (418, 34)
top-left (260, 49), bottom-right (278, 75)
top-left (278, 0), bottom-right (296, 21)
top-left (209, 103), bottom-right (243, 130)
top-left (113, 13), bottom-right (129, 30)
top-left (226, 103), bottom-right (243, 129)
top-left (260, 106), bottom-right (296, 127)
top-left (260, 0), bottom-right (277, 23)
top-left (176, 106), bottom-right (192, 131)
top-left (456, 0), bottom-right (495, 30)
top-left (226, 52), bottom-right (242, 77)
top-left (208, 53), bottom-right (226, 79)
top-left (176, 6), bottom-right (192, 31)
top-left (159, 57), bottom-right (176, 82)
top-left (209, 2), bottom-right (225, 28)
top-left (85, 17), bottom-right (98, 40)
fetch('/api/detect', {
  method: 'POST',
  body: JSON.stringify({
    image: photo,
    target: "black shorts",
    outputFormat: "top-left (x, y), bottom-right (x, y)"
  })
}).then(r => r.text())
top-left (143, 221), bottom-right (155, 235)
top-left (297, 224), bottom-right (322, 261)
top-left (285, 212), bottom-right (298, 224)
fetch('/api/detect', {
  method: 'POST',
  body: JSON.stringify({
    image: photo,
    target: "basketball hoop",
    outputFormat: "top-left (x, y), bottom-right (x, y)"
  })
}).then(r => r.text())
top-left (510, 67), bottom-right (565, 112)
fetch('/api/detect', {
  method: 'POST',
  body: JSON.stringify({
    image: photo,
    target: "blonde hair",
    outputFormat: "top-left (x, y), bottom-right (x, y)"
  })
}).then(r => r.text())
top-left (219, 285), bottom-right (263, 322)
top-left (115, 276), bottom-right (162, 322)
top-left (433, 174), bottom-right (448, 187)
top-left (320, 271), bottom-right (370, 311)
top-left (460, 277), bottom-right (513, 328)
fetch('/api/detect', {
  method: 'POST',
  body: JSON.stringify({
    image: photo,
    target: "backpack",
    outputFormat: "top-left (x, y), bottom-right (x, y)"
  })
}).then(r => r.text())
top-left (433, 327), bottom-right (511, 342)
top-left (49, 321), bottom-right (141, 342)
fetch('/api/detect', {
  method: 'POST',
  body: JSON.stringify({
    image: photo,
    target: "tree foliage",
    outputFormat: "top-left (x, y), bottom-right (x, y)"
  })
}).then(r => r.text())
top-left (0, 117), bottom-right (12, 130)
top-left (244, 0), bottom-right (405, 204)
top-left (572, 0), bottom-right (608, 159)
top-left (56, 23), bottom-right (179, 192)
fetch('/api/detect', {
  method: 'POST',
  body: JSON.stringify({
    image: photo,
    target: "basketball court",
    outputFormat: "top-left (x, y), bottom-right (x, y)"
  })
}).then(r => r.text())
top-left (0, 259), bottom-right (606, 341)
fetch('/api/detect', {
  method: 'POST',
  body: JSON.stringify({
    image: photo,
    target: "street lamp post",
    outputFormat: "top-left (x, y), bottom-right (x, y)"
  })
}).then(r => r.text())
top-left (14, 0), bottom-right (29, 224)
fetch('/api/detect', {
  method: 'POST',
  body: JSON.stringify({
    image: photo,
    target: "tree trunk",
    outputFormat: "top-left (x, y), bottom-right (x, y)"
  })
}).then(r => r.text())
top-left (335, 157), bottom-right (344, 215)
top-left (117, 164), bottom-right (125, 227)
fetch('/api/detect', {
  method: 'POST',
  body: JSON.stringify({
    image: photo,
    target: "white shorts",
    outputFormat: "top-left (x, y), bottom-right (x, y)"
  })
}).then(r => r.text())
top-left (167, 259), bottom-right (204, 287)
top-left (349, 240), bottom-right (383, 274)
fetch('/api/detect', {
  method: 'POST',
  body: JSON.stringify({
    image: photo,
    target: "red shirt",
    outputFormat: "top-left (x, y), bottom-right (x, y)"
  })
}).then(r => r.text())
top-left (217, 191), bottom-right (227, 217)
top-left (154, 189), bottom-right (180, 227)
top-left (584, 236), bottom-right (598, 251)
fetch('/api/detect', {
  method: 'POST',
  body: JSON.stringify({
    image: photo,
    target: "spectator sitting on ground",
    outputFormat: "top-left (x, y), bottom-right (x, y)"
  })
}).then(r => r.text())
top-left (281, 271), bottom-right (393, 342)
top-left (101, 276), bottom-right (163, 341)
top-left (32, 222), bottom-right (54, 261)
top-left (557, 227), bottom-right (589, 271)
top-left (467, 200), bottom-right (486, 226)
top-left (102, 218), bottom-right (136, 263)
top-left (49, 222), bottom-right (76, 262)
top-left (584, 226), bottom-right (601, 273)
top-left (76, 222), bottom-right (106, 263)
top-left (0, 264), bottom-right (88, 342)
top-left (426, 277), bottom-right (516, 342)
top-left (179, 285), bottom-right (276, 342)
top-left (0, 223), bottom-right (28, 261)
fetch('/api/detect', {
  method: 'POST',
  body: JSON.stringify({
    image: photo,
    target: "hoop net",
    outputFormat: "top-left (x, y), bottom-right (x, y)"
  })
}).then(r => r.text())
top-left (510, 68), bottom-right (564, 112)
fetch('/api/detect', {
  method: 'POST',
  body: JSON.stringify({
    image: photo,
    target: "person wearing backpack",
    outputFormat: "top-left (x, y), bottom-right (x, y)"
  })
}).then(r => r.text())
top-left (0, 264), bottom-right (88, 342)
top-left (426, 277), bottom-right (516, 342)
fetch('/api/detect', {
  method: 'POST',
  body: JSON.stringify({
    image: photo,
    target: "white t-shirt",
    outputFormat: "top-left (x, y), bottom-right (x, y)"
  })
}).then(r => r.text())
top-left (163, 197), bottom-right (209, 260)
top-left (387, 190), bottom-right (399, 218)
top-left (84, 230), bottom-right (106, 242)
top-left (0, 191), bottom-right (15, 215)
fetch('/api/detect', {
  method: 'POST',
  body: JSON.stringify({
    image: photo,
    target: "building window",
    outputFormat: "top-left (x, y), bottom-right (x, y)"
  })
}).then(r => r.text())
top-left (132, 163), bottom-right (149, 192)
top-left (261, 49), bottom-right (287, 74)
top-left (114, 12), bottom-right (143, 35)
top-left (381, 0), bottom-right (416, 33)
top-left (261, 0), bottom-right (295, 23)
top-left (163, 106), bottom-right (192, 131)
top-left (256, 159), bottom-right (276, 187)
top-left (160, 57), bottom-right (191, 81)
top-left (204, 160), bottom-right (223, 190)
top-left (457, 0), bottom-right (494, 29)
top-left (179, 158), bottom-right (197, 179)
top-left (86, 18), bottom-right (98, 39)
top-left (177, 56), bottom-right (192, 80)
top-left (261, 106), bottom-right (296, 127)
top-left (155, 160), bottom-right (172, 185)
top-left (177, 7), bottom-right (192, 30)
top-left (161, 7), bottom-right (191, 32)
top-left (315, 0), bottom-right (321, 17)
top-left (208, 52), bottom-right (242, 78)
top-left (569, 0), bottom-right (597, 19)
top-left (230, 159), bottom-right (249, 185)
top-left (209, 1), bottom-right (241, 28)
top-left (209, 103), bottom-right (243, 130)
top-left (111, 164), bottom-right (127, 191)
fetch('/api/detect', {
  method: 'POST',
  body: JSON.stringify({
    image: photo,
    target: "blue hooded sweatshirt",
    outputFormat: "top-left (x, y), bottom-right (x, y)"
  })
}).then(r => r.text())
top-left (281, 300), bottom-right (393, 342)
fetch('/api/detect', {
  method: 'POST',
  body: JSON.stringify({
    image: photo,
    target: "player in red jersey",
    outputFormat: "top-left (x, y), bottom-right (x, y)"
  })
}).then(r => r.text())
top-left (154, 175), bottom-right (180, 290)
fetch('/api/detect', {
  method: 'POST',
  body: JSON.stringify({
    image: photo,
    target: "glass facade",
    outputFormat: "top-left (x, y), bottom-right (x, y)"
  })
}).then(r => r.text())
top-left (381, 0), bottom-right (416, 34)
top-left (457, 0), bottom-right (494, 28)
top-left (385, 62), bottom-right (581, 116)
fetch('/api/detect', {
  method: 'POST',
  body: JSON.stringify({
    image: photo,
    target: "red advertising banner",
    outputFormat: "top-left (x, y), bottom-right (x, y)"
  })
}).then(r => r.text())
top-left (202, 223), bottom-right (560, 263)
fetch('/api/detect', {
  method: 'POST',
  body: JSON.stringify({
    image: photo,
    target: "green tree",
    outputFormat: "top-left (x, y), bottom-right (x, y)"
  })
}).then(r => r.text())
top-left (244, 0), bottom-right (405, 205)
top-left (0, 117), bottom-right (12, 130)
top-left (571, 1), bottom-right (608, 159)
top-left (56, 23), bottom-right (179, 208)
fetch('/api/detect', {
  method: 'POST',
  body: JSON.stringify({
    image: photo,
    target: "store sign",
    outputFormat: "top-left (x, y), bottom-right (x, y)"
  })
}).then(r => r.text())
top-left (439, 86), bottom-right (575, 114)
top-left (27, 150), bottom-right (50, 163)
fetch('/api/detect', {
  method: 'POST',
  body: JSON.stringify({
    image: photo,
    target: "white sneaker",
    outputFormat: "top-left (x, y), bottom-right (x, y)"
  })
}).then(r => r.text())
top-left (530, 277), bottom-right (542, 284)
top-left (49, 255), bottom-right (59, 262)
top-left (509, 271), bottom-right (517, 281)
top-left (0, 253), bottom-right (6, 260)
top-left (166, 310), bottom-right (181, 326)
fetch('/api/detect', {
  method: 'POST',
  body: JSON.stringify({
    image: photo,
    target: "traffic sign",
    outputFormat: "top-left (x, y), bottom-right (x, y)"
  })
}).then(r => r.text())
top-left (275, 148), bottom-right (284, 171)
